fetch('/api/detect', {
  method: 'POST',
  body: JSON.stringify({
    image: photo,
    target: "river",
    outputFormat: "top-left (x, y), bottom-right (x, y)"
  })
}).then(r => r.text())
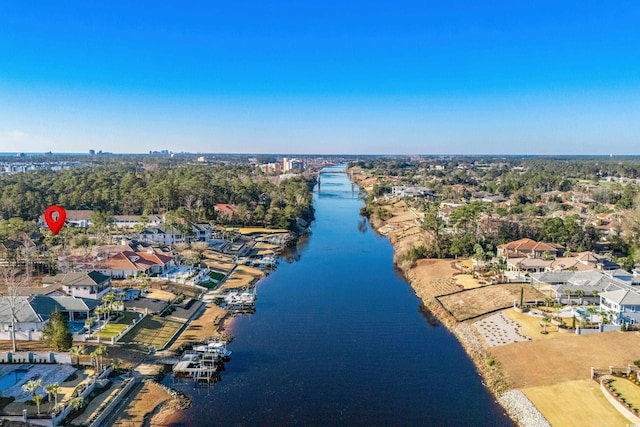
top-left (164, 165), bottom-right (513, 426)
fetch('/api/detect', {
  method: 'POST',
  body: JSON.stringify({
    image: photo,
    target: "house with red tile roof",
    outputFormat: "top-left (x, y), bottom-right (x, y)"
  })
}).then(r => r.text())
top-left (497, 238), bottom-right (564, 259)
top-left (214, 204), bottom-right (238, 218)
top-left (58, 241), bottom-right (176, 279)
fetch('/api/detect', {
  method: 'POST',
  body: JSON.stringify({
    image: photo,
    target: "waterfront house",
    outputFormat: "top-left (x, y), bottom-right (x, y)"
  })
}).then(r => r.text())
top-left (530, 270), bottom-right (627, 302)
top-left (391, 186), bottom-right (435, 198)
top-left (599, 287), bottom-right (640, 325)
top-left (41, 271), bottom-right (112, 300)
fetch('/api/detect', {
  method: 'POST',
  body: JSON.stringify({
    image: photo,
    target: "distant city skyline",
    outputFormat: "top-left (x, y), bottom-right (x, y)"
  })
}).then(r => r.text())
top-left (1, 1), bottom-right (639, 155)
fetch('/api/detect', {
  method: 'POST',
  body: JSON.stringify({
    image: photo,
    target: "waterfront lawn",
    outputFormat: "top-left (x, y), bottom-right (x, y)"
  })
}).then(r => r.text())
top-left (119, 315), bottom-right (183, 349)
top-left (95, 312), bottom-right (140, 340)
top-left (208, 271), bottom-right (226, 281)
top-left (523, 380), bottom-right (630, 427)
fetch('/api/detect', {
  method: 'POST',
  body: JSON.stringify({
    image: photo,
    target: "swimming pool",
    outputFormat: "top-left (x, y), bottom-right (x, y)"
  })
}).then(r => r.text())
top-left (0, 368), bottom-right (28, 389)
top-left (68, 322), bottom-right (86, 334)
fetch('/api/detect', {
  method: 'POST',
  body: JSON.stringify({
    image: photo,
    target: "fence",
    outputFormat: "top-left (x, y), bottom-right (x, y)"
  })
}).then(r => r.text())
top-left (0, 352), bottom-right (71, 364)
top-left (88, 377), bottom-right (137, 427)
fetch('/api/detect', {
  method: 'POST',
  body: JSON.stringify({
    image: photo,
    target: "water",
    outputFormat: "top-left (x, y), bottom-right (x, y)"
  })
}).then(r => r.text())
top-left (165, 165), bottom-right (512, 426)
top-left (0, 369), bottom-right (27, 389)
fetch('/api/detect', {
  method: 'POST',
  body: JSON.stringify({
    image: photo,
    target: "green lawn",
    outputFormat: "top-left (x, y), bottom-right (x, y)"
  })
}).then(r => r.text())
top-left (208, 271), bottom-right (226, 281)
top-left (118, 315), bottom-right (183, 349)
top-left (611, 377), bottom-right (640, 411)
top-left (94, 311), bottom-right (141, 340)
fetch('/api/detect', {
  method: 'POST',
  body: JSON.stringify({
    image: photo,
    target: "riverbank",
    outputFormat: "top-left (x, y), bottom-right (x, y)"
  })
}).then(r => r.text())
top-left (349, 167), bottom-right (537, 424)
top-left (350, 166), bottom-right (640, 427)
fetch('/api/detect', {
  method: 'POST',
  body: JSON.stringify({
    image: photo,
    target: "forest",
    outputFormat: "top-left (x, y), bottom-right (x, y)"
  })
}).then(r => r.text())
top-left (353, 156), bottom-right (640, 269)
top-left (0, 161), bottom-right (315, 231)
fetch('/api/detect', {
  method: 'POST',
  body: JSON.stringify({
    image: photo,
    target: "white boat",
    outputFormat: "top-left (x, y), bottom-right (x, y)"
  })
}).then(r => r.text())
top-left (193, 341), bottom-right (232, 359)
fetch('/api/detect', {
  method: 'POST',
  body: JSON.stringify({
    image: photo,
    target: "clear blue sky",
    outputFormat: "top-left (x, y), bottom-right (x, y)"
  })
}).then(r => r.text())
top-left (1, 1), bottom-right (639, 154)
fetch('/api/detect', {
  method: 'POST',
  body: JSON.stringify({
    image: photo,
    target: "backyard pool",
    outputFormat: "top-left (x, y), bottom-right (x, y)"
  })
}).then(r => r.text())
top-left (0, 368), bottom-right (28, 389)
top-left (68, 322), bottom-right (86, 334)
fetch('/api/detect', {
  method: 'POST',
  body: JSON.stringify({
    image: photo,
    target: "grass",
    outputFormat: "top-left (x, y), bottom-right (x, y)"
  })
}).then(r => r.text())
top-left (208, 271), bottom-right (226, 281)
top-left (610, 377), bottom-right (640, 410)
top-left (523, 380), bottom-right (630, 427)
top-left (119, 315), bottom-right (183, 349)
top-left (94, 311), bottom-right (141, 340)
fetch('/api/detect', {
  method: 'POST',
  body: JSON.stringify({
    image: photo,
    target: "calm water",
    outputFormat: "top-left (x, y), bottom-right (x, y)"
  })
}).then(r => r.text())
top-left (165, 166), bottom-right (512, 426)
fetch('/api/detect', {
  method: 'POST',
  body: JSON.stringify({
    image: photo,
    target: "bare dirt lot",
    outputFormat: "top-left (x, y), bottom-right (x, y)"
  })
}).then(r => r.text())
top-left (111, 381), bottom-right (172, 427)
top-left (170, 303), bottom-right (228, 350)
top-left (437, 284), bottom-right (546, 321)
top-left (405, 259), bottom-right (462, 298)
top-left (491, 331), bottom-right (640, 389)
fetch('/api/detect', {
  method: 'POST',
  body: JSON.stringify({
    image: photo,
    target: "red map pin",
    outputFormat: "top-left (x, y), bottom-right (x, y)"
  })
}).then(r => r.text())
top-left (44, 205), bottom-right (67, 235)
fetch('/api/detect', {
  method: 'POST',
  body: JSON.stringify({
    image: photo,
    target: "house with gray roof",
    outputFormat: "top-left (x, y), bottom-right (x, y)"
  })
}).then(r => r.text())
top-left (599, 287), bottom-right (640, 326)
top-left (41, 271), bottom-right (111, 300)
top-left (530, 270), bottom-right (627, 302)
top-left (0, 295), bottom-right (101, 341)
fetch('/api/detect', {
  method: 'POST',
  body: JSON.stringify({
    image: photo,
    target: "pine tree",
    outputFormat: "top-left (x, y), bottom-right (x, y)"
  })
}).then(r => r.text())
top-left (41, 309), bottom-right (73, 351)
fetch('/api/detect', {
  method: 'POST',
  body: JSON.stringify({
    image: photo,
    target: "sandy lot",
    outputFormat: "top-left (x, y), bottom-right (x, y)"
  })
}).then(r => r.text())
top-left (111, 381), bottom-right (172, 427)
top-left (405, 259), bottom-right (462, 298)
top-left (170, 303), bottom-right (228, 350)
top-left (491, 331), bottom-right (640, 389)
top-left (437, 284), bottom-right (546, 321)
top-left (220, 265), bottom-right (265, 290)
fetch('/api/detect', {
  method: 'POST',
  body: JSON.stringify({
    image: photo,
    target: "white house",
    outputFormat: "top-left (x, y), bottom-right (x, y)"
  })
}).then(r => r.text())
top-left (42, 271), bottom-right (112, 300)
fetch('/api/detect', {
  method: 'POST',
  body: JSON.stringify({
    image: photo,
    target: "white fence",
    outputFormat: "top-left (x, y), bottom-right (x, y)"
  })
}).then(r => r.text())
top-left (0, 351), bottom-right (72, 364)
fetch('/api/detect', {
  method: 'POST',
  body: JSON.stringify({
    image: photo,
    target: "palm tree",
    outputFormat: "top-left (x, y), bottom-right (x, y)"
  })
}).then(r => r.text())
top-left (576, 289), bottom-right (585, 305)
top-left (22, 378), bottom-right (42, 414)
top-left (111, 358), bottom-right (124, 374)
top-left (68, 396), bottom-right (84, 412)
top-left (564, 289), bottom-right (572, 306)
top-left (69, 345), bottom-right (86, 367)
top-left (586, 306), bottom-right (598, 323)
top-left (544, 297), bottom-right (554, 310)
top-left (84, 317), bottom-right (95, 333)
top-left (91, 345), bottom-right (108, 373)
top-left (44, 382), bottom-right (60, 411)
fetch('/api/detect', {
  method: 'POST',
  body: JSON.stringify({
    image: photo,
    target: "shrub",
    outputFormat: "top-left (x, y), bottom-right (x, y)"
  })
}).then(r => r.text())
top-left (485, 356), bottom-right (496, 367)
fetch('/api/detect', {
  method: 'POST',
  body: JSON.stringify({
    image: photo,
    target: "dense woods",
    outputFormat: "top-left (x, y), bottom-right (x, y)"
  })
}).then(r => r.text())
top-left (0, 162), bottom-right (315, 231)
top-left (354, 156), bottom-right (640, 267)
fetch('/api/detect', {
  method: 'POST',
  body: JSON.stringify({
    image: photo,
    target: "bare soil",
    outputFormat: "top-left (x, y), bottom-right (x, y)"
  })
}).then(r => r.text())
top-left (437, 284), bottom-right (546, 321)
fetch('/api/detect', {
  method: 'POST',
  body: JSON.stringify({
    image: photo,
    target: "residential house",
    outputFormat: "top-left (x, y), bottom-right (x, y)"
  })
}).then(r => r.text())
top-left (214, 204), bottom-right (237, 219)
top-left (599, 287), bottom-right (640, 325)
top-left (530, 270), bottom-right (628, 302)
top-left (497, 238), bottom-right (564, 259)
top-left (63, 210), bottom-right (93, 228)
top-left (136, 226), bottom-right (186, 245)
top-left (391, 186), bottom-right (435, 198)
top-left (0, 295), bottom-right (101, 340)
top-left (41, 271), bottom-right (112, 300)
top-left (58, 241), bottom-right (175, 279)
top-left (112, 214), bottom-right (164, 229)
top-left (191, 223), bottom-right (213, 242)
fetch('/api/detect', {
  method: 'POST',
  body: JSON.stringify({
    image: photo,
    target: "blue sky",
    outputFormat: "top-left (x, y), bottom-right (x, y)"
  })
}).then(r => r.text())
top-left (1, 1), bottom-right (639, 154)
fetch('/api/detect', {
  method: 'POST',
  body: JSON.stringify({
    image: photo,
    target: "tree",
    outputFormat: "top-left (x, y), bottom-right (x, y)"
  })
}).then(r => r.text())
top-left (69, 345), bottom-right (86, 367)
top-left (41, 309), bottom-right (73, 351)
top-left (44, 382), bottom-right (60, 411)
top-left (0, 262), bottom-right (31, 352)
top-left (137, 273), bottom-right (150, 295)
top-left (111, 358), bottom-right (124, 374)
top-left (22, 378), bottom-right (43, 414)
top-left (68, 396), bottom-right (84, 412)
top-left (576, 289), bottom-right (585, 304)
top-left (564, 289), bottom-right (572, 306)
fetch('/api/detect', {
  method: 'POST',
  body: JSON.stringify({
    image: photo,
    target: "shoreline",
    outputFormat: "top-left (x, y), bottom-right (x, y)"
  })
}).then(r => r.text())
top-left (350, 169), bottom-right (544, 426)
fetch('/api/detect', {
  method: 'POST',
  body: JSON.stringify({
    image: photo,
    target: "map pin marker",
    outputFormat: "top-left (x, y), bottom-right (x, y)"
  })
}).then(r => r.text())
top-left (44, 205), bottom-right (67, 235)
